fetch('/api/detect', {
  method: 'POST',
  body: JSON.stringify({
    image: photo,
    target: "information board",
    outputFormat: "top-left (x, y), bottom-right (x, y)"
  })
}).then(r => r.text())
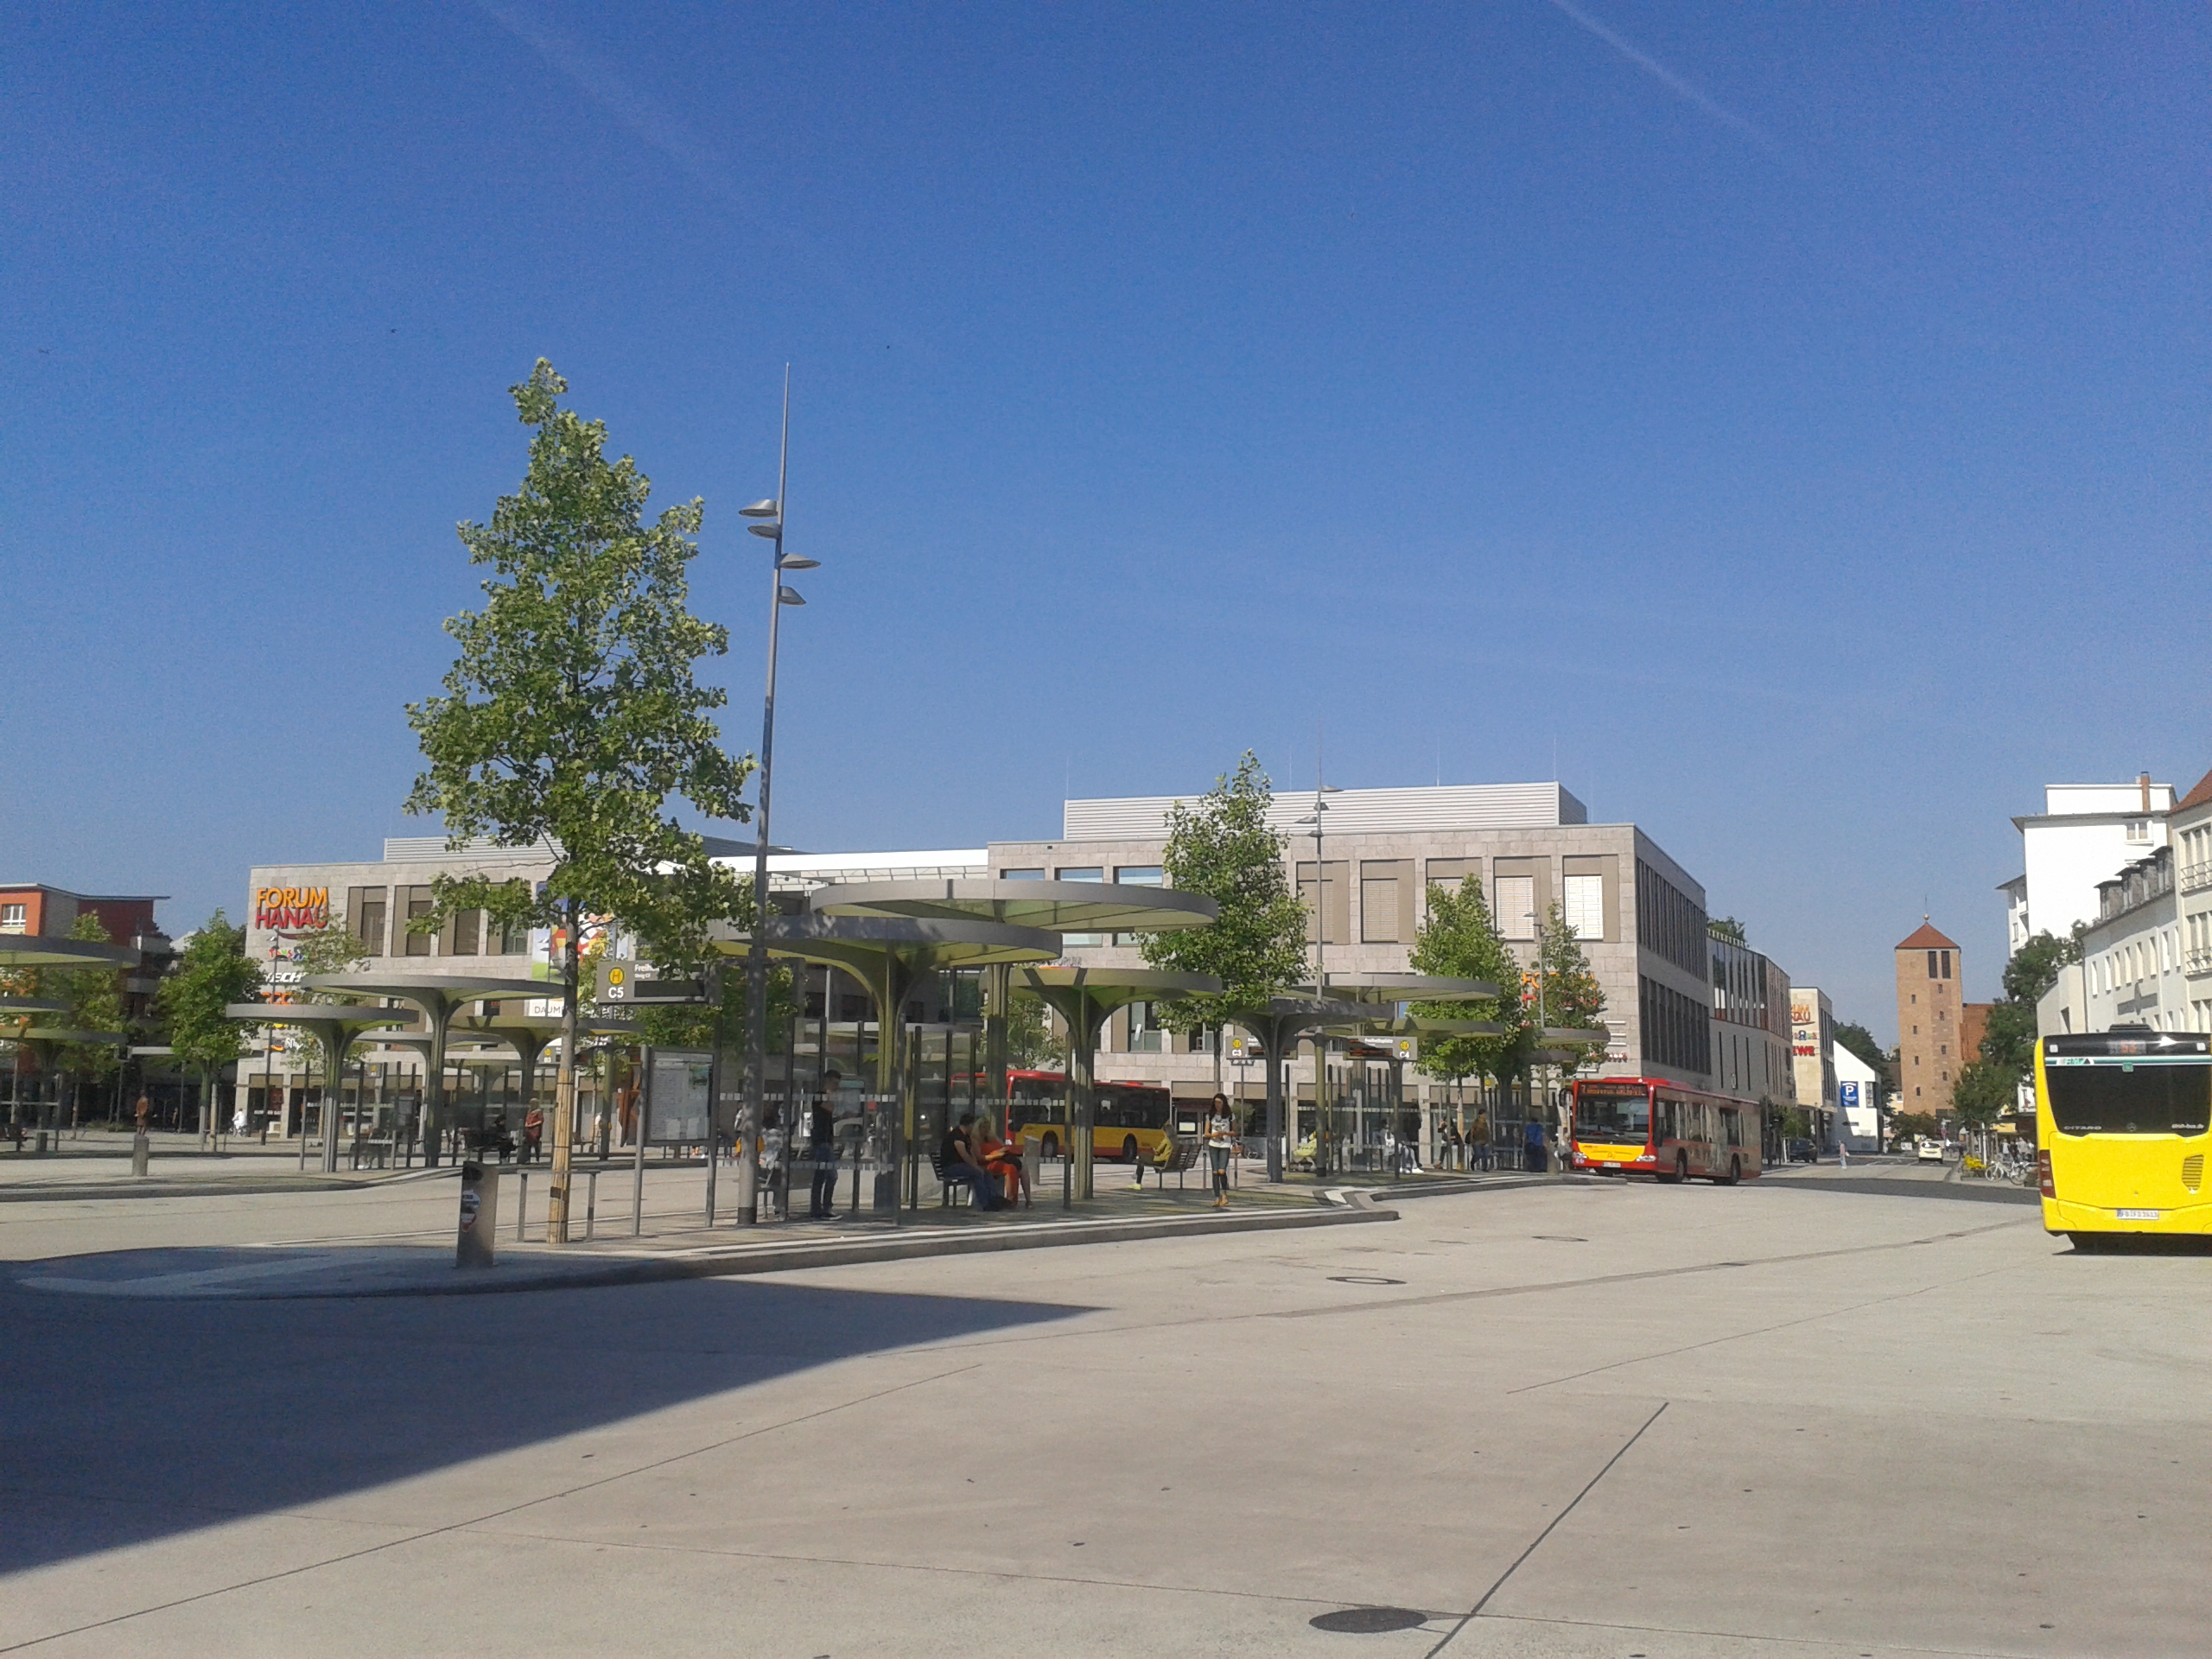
top-left (646, 1048), bottom-right (713, 1145)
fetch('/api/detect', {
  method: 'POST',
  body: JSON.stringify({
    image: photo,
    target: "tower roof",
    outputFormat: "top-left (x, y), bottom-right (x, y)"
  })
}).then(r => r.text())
top-left (1896, 921), bottom-right (1959, 951)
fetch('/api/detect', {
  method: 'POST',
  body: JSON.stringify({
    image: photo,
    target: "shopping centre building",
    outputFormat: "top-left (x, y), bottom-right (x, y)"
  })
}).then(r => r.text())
top-left (238, 779), bottom-right (1808, 1150)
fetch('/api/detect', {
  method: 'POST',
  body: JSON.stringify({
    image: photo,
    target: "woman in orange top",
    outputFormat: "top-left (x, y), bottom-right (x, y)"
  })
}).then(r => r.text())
top-left (974, 1116), bottom-right (1033, 1209)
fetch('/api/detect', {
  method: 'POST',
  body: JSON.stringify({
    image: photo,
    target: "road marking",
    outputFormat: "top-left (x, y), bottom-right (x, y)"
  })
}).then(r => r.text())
top-left (1424, 1402), bottom-right (1669, 1656)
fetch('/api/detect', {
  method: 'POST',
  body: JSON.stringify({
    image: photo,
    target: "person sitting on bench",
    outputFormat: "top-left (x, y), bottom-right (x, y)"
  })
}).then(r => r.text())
top-left (938, 1112), bottom-right (1004, 1211)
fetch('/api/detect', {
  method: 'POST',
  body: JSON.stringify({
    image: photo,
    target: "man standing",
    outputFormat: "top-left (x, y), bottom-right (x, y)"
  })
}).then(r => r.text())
top-left (808, 1070), bottom-right (842, 1218)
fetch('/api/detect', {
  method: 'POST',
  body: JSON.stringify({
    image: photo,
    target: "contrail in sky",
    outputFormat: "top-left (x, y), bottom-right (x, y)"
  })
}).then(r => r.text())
top-left (1540, 0), bottom-right (1773, 149)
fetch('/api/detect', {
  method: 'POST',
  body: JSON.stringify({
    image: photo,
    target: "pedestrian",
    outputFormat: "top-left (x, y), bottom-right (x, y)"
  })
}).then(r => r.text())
top-left (134, 1092), bottom-right (151, 1134)
top-left (808, 1069), bottom-right (842, 1218)
top-left (1204, 1092), bottom-right (1236, 1209)
top-left (522, 1104), bottom-right (543, 1164)
top-left (938, 1111), bottom-right (1003, 1211)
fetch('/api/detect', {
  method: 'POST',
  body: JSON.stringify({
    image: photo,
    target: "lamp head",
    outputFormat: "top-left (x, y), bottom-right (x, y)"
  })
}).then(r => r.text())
top-left (777, 586), bottom-right (806, 606)
top-left (777, 555), bottom-right (819, 570)
top-left (739, 499), bottom-right (779, 518)
top-left (747, 522), bottom-right (782, 539)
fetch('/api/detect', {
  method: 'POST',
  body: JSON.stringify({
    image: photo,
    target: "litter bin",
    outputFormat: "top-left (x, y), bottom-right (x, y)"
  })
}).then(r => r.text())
top-left (456, 1158), bottom-right (501, 1268)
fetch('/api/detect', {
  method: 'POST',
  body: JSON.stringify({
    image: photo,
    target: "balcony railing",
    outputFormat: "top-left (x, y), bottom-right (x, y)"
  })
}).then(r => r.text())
top-left (2182, 861), bottom-right (2212, 895)
top-left (2188, 947), bottom-right (2212, 977)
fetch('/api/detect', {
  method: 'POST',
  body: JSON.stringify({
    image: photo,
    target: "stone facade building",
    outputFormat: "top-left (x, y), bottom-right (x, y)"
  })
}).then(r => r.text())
top-left (1894, 920), bottom-right (1963, 1121)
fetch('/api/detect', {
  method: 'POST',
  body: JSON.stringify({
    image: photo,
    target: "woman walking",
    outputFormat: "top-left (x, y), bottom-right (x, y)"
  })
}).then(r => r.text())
top-left (1204, 1093), bottom-right (1236, 1209)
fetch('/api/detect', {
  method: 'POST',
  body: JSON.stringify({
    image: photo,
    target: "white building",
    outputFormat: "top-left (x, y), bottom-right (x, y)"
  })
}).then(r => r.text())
top-left (2038, 845), bottom-right (2184, 1039)
top-left (2171, 768), bottom-right (2212, 1034)
top-left (1832, 1039), bottom-right (1882, 1150)
top-left (2005, 777), bottom-right (2175, 958)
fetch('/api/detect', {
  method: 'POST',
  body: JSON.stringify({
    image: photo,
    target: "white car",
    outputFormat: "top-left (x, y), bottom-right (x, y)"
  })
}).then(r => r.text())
top-left (1916, 1139), bottom-right (1946, 1163)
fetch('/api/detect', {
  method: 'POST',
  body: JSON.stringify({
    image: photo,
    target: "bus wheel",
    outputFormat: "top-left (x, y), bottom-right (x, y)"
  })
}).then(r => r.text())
top-left (1726, 1155), bottom-right (1741, 1185)
top-left (1122, 1135), bottom-right (1140, 1165)
top-left (1675, 1151), bottom-right (1690, 1184)
top-left (1040, 1134), bottom-right (1059, 1161)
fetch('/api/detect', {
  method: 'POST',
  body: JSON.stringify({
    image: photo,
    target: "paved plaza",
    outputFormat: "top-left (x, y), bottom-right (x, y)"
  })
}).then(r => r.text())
top-left (1, 1165), bottom-right (2202, 1657)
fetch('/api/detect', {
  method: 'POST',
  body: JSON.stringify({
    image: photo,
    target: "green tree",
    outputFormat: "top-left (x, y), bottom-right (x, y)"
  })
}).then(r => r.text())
top-left (1534, 902), bottom-right (1608, 1076)
top-left (45, 914), bottom-right (129, 1124)
top-left (1408, 878), bottom-right (1529, 1093)
top-left (404, 359), bottom-right (753, 1236)
top-left (1002, 990), bottom-right (1063, 1071)
top-left (1978, 929), bottom-right (2079, 1082)
top-left (1707, 916), bottom-right (1747, 945)
top-left (1891, 1109), bottom-right (1938, 1143)
top-left (156, 912), bottom-right (264, 1141)
top-left (1834, 1020), bottom-right (1891, 1092)
top-left (1951, 1058), bottom-right (2015, 1130)
top-left (1137, 752), bottom-right (1310, 1033)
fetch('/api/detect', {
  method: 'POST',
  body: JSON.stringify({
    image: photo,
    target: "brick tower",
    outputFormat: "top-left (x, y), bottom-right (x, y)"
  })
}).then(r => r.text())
top-left (1895, 920), bottom-right (1962, 1122)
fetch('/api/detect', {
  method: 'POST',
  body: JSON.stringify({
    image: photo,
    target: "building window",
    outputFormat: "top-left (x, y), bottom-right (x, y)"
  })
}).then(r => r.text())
top-left (0, 902), bottom-right (25, 934)
top-left (1496, 874), bottom-right (1536, 941)
top-left (1296, 861), bottom-right (1350, 949)
top-left (1057, 867), bottom-right (1104, 947)
top-left (400, 887), bottom-right (434, 957)
top-left (1424, 857), bottom-right (1473, 894)
top-left (1941, 950), bottom-right (1952, 979)
top-left (1361, 860), bottom-right (1410, 944)
top-left (1563, 874), bottom-right (1604, 940)
top-left (1001, 868), bottom-right (1044, 880)
top-left (1927, 950), bottom-right (1939, 978)
top-left (2127, 818), bottom-right (2150, 842)
top-left (349, 887), bottom-right (388, 957)
top-left (1113, 866), bottom-right (1162, 944)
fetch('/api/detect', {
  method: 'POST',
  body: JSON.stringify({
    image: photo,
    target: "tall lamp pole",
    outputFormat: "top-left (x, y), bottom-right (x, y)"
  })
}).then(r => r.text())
top-left (1294, 781), bottom-right (1340, 1177)
top-left (735, 371), bottom-right (817, 1225)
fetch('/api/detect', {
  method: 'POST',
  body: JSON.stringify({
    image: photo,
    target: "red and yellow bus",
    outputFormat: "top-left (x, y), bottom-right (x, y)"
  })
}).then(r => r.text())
top-left (1567, 1076), bottom-right (1763, 1184)
top-left (998, 1070), bottom-right (1176, 1166)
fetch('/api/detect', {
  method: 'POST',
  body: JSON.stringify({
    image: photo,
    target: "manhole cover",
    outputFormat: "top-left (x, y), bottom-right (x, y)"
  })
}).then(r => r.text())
top-left (1310, 1606), bottom-right (1427, 1633)
top-left (1327, 1274), bottom-right (1405, 1285)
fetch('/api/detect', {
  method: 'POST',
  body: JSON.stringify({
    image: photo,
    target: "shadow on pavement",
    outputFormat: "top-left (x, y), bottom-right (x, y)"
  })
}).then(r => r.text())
top-left (0, 1268), bottom-right (1090, 1577)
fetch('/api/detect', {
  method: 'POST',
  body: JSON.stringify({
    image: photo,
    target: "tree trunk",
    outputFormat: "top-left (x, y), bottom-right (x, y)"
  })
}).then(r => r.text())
top-left (547, 906), bottom-right (580, 1243)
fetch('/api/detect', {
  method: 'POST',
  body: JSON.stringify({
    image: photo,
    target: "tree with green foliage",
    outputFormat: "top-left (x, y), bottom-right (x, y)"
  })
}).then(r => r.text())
top-left (1834, 1020), bottom-right (1891, 1092)
top-left (1707, 916), bottom-right (1747, 945)
top-left (1534, 902), bottom-right (1608, 1076)
top-left (1951, 1058), bottom-right (2015, 1131)
top-left (1978, 929), bottom-right (2079, 1083)
top-left (156, 912), bottom-right (264, 1141)
top-left (1138, 752), bottom-right (1310, 1033)
top-left (43, 915), bottom-right (129, 1128)
top-left (1408, 878), bottom-right (1529, 1095)
top-left (404, 359), bottom-right (753, 1238)
top-left (1002, 990), bottom-right (1063, 1071)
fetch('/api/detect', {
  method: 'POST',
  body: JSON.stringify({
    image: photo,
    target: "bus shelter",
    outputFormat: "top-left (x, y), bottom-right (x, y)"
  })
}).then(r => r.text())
top-left (1294, 974), bottom-right (1501, 1177)
top-left (1012, 965), bottom-right (1220, 1202)
top-left (707, 914), bottom-right (1059, 1222)
top-left (301, 974), bottom-right (543, 1165)
top-left (225, 1002), bottom-right (411, 1172)
top-left (805, 878), bottom-right (1218, 1110)
top-left (451, 1014), bottom-right (642, 1148)
top-left (1, 936), bottom-right (137, 1153)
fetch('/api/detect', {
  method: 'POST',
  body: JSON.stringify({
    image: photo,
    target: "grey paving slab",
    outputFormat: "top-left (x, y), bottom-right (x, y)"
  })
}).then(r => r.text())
top-left (3, 1178), bottom-right (2202, 1658)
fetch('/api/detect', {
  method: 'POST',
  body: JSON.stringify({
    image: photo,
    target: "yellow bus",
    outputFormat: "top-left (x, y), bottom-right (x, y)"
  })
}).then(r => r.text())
top-left (2037, 1028), bottom-right (2212, 1249)
top-left (1001, 1070), bottom-right (1177, 1166)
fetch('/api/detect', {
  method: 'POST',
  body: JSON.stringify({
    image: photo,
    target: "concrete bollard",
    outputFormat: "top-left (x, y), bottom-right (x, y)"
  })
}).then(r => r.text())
top-left (585, 1169), bottom-right (597, 1240)
top-left (131, 1132), bottom-right (150, 1178)
top-left (456, 1160), bottom-right (500, 1268)
top-left (516, 1171), bottom-right (528, 1243)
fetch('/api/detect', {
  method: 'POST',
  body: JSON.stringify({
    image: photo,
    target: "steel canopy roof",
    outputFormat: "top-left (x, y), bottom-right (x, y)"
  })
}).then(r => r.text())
top-left (810, 878), bottom-right (1217, 935)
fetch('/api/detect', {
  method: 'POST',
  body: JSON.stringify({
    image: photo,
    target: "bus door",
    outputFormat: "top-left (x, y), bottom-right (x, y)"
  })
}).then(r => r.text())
top-left (1656, 1096), bottom-right (1687, 1174)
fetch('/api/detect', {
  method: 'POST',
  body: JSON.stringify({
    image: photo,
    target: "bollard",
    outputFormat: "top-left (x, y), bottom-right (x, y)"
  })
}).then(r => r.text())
top-left (456, 1159), bottom-right (500, 1268)
top-left (516, 1171), bottom-right (528, 1243)
top-left (130, 1131), bottom-right (150, 1178)
top-left (585, 1169), bottom-right (597, 1240)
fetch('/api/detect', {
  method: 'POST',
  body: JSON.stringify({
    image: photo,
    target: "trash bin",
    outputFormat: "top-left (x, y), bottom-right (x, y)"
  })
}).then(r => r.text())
top-left (456, 1158), bottom-right (500, 1268)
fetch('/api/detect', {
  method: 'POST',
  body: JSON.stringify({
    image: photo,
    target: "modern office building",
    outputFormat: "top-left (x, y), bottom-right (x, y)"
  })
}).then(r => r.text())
top-left (1894, 921), bottom-right (1963, 1121)
top-left (985, 782), bottom-right (1717, 1117)
top-left (0, 881), bottom-right (169, 1020)
top-left (2003, 776), bottom-right (2176, 958)
top-left (1708, 927), bottom-right (1796, 1119)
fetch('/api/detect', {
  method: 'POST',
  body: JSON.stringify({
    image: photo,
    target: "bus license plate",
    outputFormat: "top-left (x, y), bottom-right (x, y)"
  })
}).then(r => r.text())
top-left (2116, 1208), bottom-right (2160, 1220)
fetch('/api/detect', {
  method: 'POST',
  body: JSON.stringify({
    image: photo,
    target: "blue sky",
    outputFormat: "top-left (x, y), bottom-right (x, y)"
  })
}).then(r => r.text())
top-left (4, 3), bottom-right (2206, 1038)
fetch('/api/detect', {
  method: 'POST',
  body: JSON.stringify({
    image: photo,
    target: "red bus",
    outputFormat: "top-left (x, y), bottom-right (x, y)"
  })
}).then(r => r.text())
top-left (1567, 1076), bottom-right (1763, 1185)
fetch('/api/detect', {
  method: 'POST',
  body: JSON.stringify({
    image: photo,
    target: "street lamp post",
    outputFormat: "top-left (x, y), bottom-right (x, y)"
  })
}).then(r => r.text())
top-left (1294, 783), bottom-right (1340, 1177)
top-left (734, 371), bottom-right (818, 1226)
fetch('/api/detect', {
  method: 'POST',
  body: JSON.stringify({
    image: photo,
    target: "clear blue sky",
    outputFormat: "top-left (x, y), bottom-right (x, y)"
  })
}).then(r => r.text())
top-left (4, 3), bottom-right (2206, 1039)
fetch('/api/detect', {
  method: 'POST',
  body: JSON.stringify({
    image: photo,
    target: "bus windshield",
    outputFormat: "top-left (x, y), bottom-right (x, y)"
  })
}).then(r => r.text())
top-left (2045, 1060), bottom-right (2212, 1135)
top-left (1576, 1086), bottom-right (1651, 1144)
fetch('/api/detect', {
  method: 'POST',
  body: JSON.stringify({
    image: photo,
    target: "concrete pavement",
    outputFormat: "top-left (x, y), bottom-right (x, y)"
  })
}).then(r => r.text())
top-left (3, 1173), bottom-right (2204, 1657)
